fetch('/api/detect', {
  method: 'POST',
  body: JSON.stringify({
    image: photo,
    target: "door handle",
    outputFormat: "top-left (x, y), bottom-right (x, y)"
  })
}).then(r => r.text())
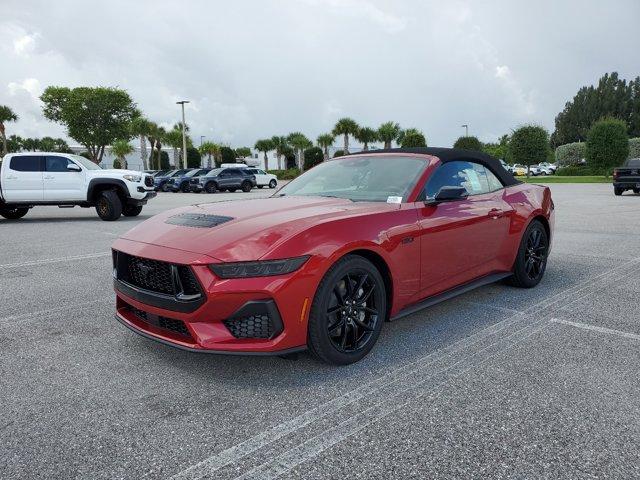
top-left (488, 208), bottom-right (504, 219)
top-left (6, 175), bottom-right (17, 180)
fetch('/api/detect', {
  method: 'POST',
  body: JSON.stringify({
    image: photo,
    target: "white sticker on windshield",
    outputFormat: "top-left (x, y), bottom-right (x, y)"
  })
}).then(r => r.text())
top-left (387, 196), bottom-right (402, 204)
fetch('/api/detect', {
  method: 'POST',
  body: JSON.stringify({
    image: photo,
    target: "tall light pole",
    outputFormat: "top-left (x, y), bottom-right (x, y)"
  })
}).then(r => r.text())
top-left (176, 100), bottom-right (190, 169)
top-left (200, 135), bottom-right (205, 147)
top-left (461, 124), bottom-right (469, 137)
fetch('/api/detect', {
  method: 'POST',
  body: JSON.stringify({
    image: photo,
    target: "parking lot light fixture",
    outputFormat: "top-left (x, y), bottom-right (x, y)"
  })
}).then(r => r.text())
top-left (176, 100), bottom-right (190, 169)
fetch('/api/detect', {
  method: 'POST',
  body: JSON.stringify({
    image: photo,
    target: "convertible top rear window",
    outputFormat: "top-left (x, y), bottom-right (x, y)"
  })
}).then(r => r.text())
top-left (277, 156), bottom-right (428, 202)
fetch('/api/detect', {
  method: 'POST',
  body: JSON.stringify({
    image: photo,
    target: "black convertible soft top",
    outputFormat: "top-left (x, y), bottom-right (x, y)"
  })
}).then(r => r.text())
top-left (349, 147), bottom-right (520, 187)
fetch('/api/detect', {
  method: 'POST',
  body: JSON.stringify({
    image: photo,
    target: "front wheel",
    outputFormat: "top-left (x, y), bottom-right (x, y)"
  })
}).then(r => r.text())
top-left (269, 180), bottom-right (277, 189)
top-left (95, 190), bottom-right (122, 221)
top-left (122, 204), bottom-right (143, 217)
top-left (0, 207), bottom-right (29, 220)
top-left (614, 187), bottom-right (623, 196)
top-left (507, 220), bottom-right (549, 288)
top-left (307, 255), bottom-right (386, 365)
top-left (160, 183), bottom-right (169, 192)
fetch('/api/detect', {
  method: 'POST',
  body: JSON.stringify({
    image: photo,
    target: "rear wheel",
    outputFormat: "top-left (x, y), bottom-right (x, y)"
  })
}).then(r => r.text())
top-left (633, 188), bottom-right (640, 194)
top-left (307, 255), bottom-right (386, 365)
top-left (122, 204), bottom-right (143, 217)
top-left (241, 181), bottom-right (252, 192)
top-left (95, 190), bottom-right (122, 221)
top-left (160, 183), bottom-right (169, 192)
top-left (614, 187), bottom-right (623, 196)
top-left (205, 182), bottom-right (217, 193)
top-left (0, 207), bottom-right (29, 220)
top-left (507, 220), bottom-right (549, 288)
top-left (269, 180), bottom-right (277, 189)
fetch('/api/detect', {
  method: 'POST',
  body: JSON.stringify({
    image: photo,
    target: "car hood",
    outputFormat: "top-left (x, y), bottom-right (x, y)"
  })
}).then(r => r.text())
top-left (119, 196), bottom-right (395, 262)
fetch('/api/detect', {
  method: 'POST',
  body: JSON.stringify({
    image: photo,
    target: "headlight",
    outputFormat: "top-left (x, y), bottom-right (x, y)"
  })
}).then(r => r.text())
top-left (123, 174), bottom-right (141, 182)
top-left (209, 256), bottom-right (310, 279)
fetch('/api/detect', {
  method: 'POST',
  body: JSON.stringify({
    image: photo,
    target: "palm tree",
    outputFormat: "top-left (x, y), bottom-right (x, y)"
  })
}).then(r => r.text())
top-left (147, 124), bottom-right (166, 170)
top-left (377, 121), bottom-right (401, 149)
top-left (355, 127), bottom-right (378, 151)
top-left (332, 117), bottom-right (359, 154)
top-left (271, 136), bottom-right (288, 170)
top-left (254, 139), bottom-right (275, 171)
top-left (316, 133), bottom-right (335, 161)
top-left (165, 127), bottom-right (184, 166)
top-left (399, 129), bottom-right (427, 147)
top-left (0, 105), bottom-right (19, 156)
top-left (199, 141), bottom-right (220, 168)
top-left (111, 139), bottom-right (134, 169)
top-left (397, 128), bottom-right (421, 147)
top-left (129, 117), bottom-right (153, 170)
top-left (287, 132), bottom-right (312, 171)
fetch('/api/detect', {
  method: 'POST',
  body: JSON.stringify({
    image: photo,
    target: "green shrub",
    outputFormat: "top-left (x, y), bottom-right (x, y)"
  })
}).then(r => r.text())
top-left (303, 146), bottom-right (323, 170)
top-left (220, 146), bottom-right (236, 164)
top-left (401, 132), bottom-right (427, 147)
top-left (555, 165), bottom-right (595, 176)
top-left (453, 136), bottom-right (483, 151)
top-left (186, 147), bottom-right (202, 168)
top-left (586, 117), bottom-right (629, 174)
top-left (508, 125), bottom-right (550, 169)
top-left (628, 137), bottom-right (640, 159)
top-left (333, 150), bottom-right (345, 158)
top-left (555, 142), bottom-right (585, 166)
top-left (267, 168), bottom-right (300, 180)
top-left (112, 158), bottom-right (122, 169)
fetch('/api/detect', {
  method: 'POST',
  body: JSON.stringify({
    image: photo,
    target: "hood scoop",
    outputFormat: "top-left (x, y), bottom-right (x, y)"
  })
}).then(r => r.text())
top-left (165, 213), bottom-right (234, 228)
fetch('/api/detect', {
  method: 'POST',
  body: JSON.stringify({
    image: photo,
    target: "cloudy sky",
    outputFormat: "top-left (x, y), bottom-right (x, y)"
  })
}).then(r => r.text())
top-left (1, 0), bottom-right (639, 149)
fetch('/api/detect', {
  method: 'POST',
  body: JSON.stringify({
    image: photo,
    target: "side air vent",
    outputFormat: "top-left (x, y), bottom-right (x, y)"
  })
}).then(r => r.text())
top-left (165, 213), bottom-right (234, 228)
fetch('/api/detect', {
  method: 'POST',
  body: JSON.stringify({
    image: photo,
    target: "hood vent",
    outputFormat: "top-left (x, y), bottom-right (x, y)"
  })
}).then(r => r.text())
top-left (165, 213), bottom-right (234, 228)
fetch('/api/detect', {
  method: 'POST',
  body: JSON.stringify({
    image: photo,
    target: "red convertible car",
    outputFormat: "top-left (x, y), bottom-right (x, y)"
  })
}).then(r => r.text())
top-left (113, 148), bottom-right (554, 365)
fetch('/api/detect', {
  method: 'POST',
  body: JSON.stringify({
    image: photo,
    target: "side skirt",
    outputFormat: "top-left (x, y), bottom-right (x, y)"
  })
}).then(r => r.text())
top-left (390, 272), bottom-right (512, 321)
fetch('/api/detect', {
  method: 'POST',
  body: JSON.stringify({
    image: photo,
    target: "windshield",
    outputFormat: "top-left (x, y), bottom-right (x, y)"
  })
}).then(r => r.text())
top-left (185, 169), bottom-right (202, 177)
top-left (205, 168), bottom-right (223, 177)
top-left (170, 169), bottom-right (189, 177)
top-left (277, 156), bottom-right (428, 202)
top-left (71, 155), bottom-right (102, 170)
top-left (624, 158), bottom-right (640, 167)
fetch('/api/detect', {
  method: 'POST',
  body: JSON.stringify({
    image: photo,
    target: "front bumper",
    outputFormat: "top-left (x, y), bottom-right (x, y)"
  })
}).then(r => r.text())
top-left (127, 191), bottom-right (157, 206)
top-left (112, 239), bottom-right (317, 354)
top-left (613, 181), bottom-right (640, 189)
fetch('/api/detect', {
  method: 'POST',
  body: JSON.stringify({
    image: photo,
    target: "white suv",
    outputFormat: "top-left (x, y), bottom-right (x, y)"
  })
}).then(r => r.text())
top-left (0, 152), bottom-right (156, 221)
top-left (245, 168), bottom-right (278, 188)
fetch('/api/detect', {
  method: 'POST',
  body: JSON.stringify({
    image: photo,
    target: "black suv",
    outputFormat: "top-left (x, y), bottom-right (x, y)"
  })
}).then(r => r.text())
top-left (167, 168), bottom-right (211, 192)
top-left (192, 168), bottom-right (257, 193)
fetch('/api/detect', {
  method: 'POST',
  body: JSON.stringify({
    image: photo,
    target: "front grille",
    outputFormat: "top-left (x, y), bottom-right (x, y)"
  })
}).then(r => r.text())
top-left (114, 251), bottom-right (201, 297)
top-left (144, 176), bottom-right (154, 187)
top-left (128, 306), bottom-right (192, 339)
top-left (224, 314), bottom-right (275, 339)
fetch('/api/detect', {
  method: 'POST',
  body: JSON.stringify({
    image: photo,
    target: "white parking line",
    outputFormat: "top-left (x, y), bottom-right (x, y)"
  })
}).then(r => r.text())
top-left (550, 318), bottom-right (640, 341)
top-left (0, 252), bottom-right (111, 269)
top-left (171, 258), bottom-right (640, 480)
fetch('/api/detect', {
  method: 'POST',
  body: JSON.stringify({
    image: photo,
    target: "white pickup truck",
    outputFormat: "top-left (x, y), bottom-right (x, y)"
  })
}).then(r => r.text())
top-left (0, 152), bottom-right (156, 221)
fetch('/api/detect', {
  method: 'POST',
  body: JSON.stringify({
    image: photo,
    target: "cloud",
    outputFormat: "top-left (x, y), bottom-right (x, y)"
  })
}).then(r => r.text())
top-left (8, 78), bottom-right (42, 101)
top-left (302, 0), bottom-right (407, 33)
top-left (13, 32), bottom-right (38, 57)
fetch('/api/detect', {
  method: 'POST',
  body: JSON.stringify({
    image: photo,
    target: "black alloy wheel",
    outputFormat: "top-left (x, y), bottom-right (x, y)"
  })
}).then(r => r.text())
top-left (0, 207), bottom-right (29, 220)
top-left (507, 220), bottom-right (549, 288)
top-left (205, 182), bottom-right (217, 193)
top-left (307, 255), bottom-right (386, 365)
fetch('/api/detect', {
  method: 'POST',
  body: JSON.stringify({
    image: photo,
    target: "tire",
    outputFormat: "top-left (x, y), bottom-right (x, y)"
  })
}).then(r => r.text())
top-left (241, 181), bottom-right (252, 193)
top-left (633, 188), bottom-right (640, 194)
top-left (506, 220), bottom-right (549, 288)
top-left (205, 182), bottom-right (217, 193)
top-left (0, 207), bottom-right (29, 220)
top-left (269, 180), bottom-right (277, 189)
top-left (95, 190), bottom-right (122, 221)
top-left (540, 171), bottom-right (547, 176)
top-left (122, 204), bottom-right (143, 217)
top-left (614, 187), bottom-right (623, 196)
top-left (160, 183), bottom-right (169, 192)
top-left (180, 183), bottom-right (190, 193)
top-left (307, 255), bottom-right (387, 365)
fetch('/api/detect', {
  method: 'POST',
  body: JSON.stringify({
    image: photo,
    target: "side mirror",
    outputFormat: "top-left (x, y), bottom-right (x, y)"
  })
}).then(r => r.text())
top-left (67, 163), bottom-right (82, 172)
top-left (425, 186), bottom-right (468, 205)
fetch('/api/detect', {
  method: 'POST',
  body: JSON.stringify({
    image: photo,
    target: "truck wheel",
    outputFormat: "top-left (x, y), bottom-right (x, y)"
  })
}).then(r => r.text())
top-left (241, 181), bottom-right (252, 192)
top-left (96, 190), bottom-right (122, 221)
top-left (0, 207), bottom-right (29, 220)
top-left (614, 187), bottom-right (623, 196)
top-left (205, 182), bottom-right (217, 193)
top-left (269, 180), bottom-right (277, 188)
top-left (122, 205), bottom-right (143, 217)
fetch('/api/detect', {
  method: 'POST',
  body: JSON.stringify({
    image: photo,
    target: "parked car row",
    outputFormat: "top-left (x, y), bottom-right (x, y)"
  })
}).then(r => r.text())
top-left (146, 166), bottom-right (278, 193)
top-left (500, 161), bottom-right (557, 176)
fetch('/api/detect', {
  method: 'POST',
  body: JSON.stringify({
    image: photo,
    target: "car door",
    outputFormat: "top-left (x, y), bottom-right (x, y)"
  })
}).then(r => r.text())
top-left (43, 156), bottom-right (86, 201)
top-left (2, 155), bottom-right (44, 202)
top-left (250, 169), bottom-right (267, 185)
top-left (417, 160), bottom-right (512, 297)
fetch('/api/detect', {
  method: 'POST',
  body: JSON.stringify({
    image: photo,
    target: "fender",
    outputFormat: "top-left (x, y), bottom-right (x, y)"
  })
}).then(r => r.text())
top-left (87, 178), bottom-right (130, 203)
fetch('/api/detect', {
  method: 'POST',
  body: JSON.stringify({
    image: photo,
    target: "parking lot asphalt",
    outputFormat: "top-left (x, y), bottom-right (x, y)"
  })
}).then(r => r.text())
top-left (1, 184), bottom-right (639, 479)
